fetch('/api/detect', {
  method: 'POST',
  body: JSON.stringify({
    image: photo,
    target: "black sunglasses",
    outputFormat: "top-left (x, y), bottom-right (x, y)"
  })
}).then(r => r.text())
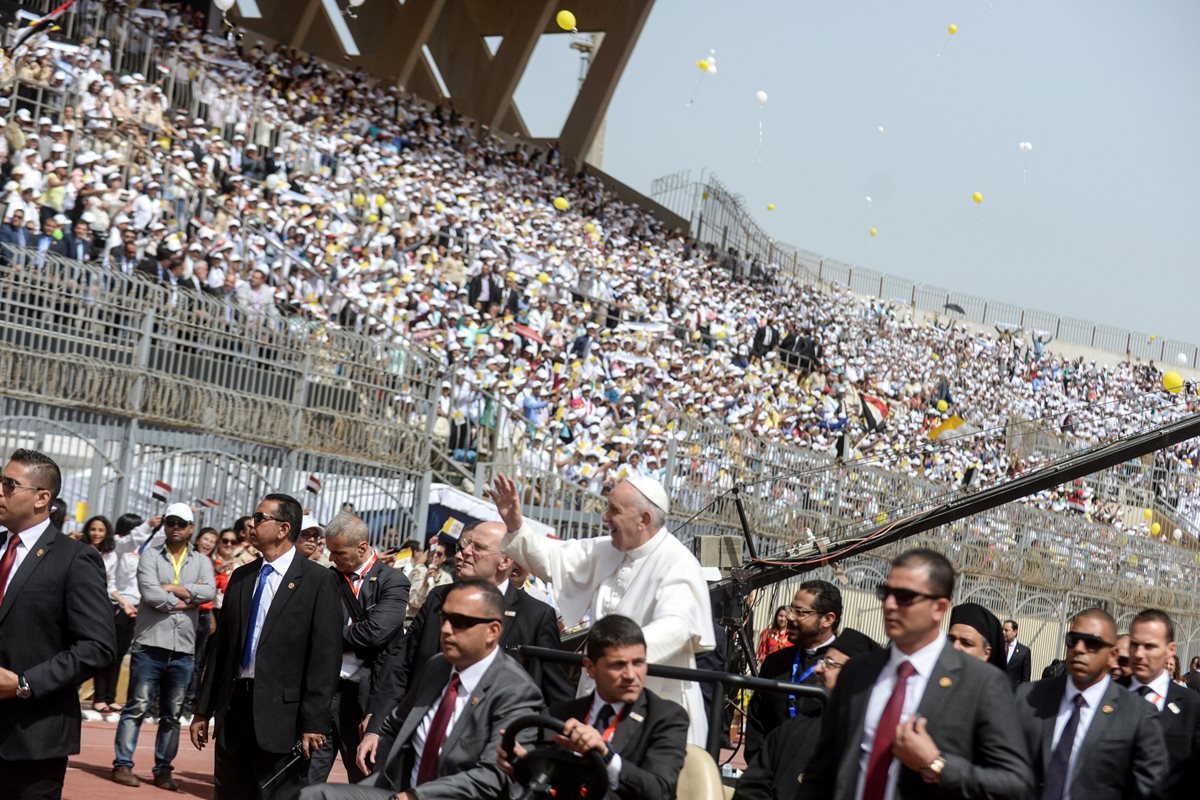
top-left (875, 583), bottom-right (945, 607)
top-left (219, 538), bottom-right (237, 544)
top-left (163, 517), bottom-right (190, 528)
top-left (1065, 631), bottom-right (1113, 652)
top-left (440, 611), bottom-right (500, 630)
top-left (251, 512), bottom-right (282, 525)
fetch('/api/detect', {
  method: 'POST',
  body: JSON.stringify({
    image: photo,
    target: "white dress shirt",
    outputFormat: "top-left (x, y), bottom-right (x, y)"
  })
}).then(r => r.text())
top-left (1128, 669), bottom-right (1171, 711)
top-left (0, 518), bottom-right (51, 595)
top-left (411, 645), bottom-right (501, 786)
top-left (855, 635), bottom-right (947, 800)
top-left (1052, 675), bottom-right (1110, 800)
top-left (240, 546), bottom-right (296, 679)
top-left (107, 521), bottom-right (163, 605)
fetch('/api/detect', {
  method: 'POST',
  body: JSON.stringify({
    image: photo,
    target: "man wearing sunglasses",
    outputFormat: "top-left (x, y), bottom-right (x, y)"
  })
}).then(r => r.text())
top-left (1119, 609), bottom-right (1200, 800)
top-left (0, 449), bottom-right (116, 799)
top-left (111, 502), bottom-right (215, 790)
top-left (1013, 608), bottom-right (1167, 800)
top-left (799, 548), bottom-right (1032, 800)
top-left (363, 521), bottom-right (569, 750)
top-left (191, 493), bottom-right (344, 799)
top-left (307, 580), bottom-right (542, 800)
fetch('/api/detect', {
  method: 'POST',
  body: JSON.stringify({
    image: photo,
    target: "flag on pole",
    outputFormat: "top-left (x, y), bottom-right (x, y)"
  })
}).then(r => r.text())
top-left (8, 0), bottom-right (79, 55)
top-left (152, 480), bottom-right (172, 503)
top-left (861, 394), bottom-right (889, 432)
top-left (305, 474), bottom-right (322, 494)
top-left (202, 498), bottom-right (221, 508)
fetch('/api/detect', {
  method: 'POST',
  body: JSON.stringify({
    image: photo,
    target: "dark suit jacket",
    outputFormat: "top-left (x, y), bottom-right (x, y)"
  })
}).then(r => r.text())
top-left (1014, 675), bottom-right (1167, 800)
top-left (1185, 671), bottom-right (1200, 694)
top-left (1006, 641), bottom-right (1033, 687)
top-left (752, 325), bottom-right (780, 356)
top-left (798, 641), bottom-right (1033, 800)
top-left (335, 559), bottom-right (410, 706)
top-left (745, 643), bottom-right (826, 762)
top-left (52, 235), bottom-right (94, 262)
top-left (547, 689), bottom-right (689, 800)
top-left (370, 651), bottom-right (543, 799)
top-left (196, 550), bottom-right (344, 753)
top-left (366, 581), bottom-right (570, 733)
top-left (467, 274), bottom-right (503, 308)
top-left (735, 710), bottom-right (821, 800)
top-left (0, 523), bottom-right (116, 760)
top-left (1117, 677), bottom-right (1200, 799)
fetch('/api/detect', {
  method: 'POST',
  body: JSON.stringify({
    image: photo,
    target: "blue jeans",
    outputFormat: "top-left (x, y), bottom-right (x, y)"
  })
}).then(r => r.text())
top-left (113, 644), bottom-right (194, 775)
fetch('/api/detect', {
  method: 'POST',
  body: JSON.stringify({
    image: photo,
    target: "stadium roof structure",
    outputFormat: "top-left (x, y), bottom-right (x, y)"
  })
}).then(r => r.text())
top-left (230, 0), bottom-right (655, 165)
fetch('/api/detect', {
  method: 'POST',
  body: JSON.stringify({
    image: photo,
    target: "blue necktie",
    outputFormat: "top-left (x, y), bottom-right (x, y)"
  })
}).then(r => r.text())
top-left (240, 563), bottom-right (274, 670)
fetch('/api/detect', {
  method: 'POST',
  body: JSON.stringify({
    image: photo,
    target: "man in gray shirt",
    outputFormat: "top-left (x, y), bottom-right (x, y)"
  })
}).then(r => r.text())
top-left (111, 503), bottom-right (215, 790)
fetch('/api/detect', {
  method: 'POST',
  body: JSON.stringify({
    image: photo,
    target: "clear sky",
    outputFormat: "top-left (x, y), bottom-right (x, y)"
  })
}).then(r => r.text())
top-left (512, 0), bottom-right (1200, 344)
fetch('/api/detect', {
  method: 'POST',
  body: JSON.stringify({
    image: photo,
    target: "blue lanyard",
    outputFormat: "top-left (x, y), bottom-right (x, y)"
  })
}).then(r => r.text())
top-left (787, 649), bottom-right (818, 718)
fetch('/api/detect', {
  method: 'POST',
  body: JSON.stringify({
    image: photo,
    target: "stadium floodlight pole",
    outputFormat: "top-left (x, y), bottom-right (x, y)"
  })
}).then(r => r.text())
top-left (717, 411), bottom-right (1200, 596)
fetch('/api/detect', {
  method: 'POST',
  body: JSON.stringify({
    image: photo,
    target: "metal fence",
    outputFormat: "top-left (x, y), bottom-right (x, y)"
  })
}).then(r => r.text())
top-left (651, 171), bottom-right (1200, 367)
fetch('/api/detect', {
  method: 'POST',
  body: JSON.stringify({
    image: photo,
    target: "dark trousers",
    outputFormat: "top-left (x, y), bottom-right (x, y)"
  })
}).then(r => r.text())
top-left (94, 604), bottom-right (136, 705)
top-left (308, 678), bottom-right (367, 784)
top-left (182, 609), bottom-right (212, 715)
top-left (0, 756), bottom-right (68, 800)
top-left (215, 680), bottom-right (307, 800)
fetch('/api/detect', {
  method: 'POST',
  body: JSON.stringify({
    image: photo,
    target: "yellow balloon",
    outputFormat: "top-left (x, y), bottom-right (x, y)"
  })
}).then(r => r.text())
top-left (435, 202), bottom-right (445, 213)
top-left (972, 191), bottom-right (983, 204)
top-left (1151, 522), bottom-right (1162, 535)
top-left (553, 196), bottom-right (569, 211)
top-left (353, 193), bottom-right (366, 208)
top-left (1144, 508), bottom-right (1154, 520)
top-left (948, 23), bottom-right (958, 35)
top-left (767, 202), bottom-right (776, 211)
top-left (556, 10), bottom-right (576, 31)
top-left (375, 194), bottom-right (386, 208)
top-left (1163, 371), bottom-right (1184, 394)
top-left (696, 60), bottom-right (709, 72)
top-left (584, 222), bottom-right (595, 233)
top-left (537, 272), bottom-right (550, 284)
top-left (869, 228), bottom-right (877, 237)
top-left (937, 399), bottom-right (948, 413)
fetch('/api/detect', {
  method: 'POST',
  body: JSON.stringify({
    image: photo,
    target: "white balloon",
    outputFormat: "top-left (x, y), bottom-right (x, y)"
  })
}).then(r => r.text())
top-left (264, 173), bottom-right (281, 190)
top-left (706, 64), bottom-right (717, 75)
top-left (1178, 353), bottom-right (1189, 365)
top-left (877, 125), bottom-right (885, 133)
top-left (1173, 528), bottom-right (1183, 540)
top-left (213, 0), bottom-right (235, 10)
top-left (1025, 142), bottom-right (1033, 151)
top-left (755, 90), bottom-right (768, 106)
top-left (865, 196), bottom-right (872, 204)
top-left (349, 0), bottom-right (366, 5)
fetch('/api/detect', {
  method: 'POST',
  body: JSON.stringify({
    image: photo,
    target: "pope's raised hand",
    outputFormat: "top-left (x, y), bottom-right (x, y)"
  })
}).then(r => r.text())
top-left (485, 472), bottom-right (524, 533)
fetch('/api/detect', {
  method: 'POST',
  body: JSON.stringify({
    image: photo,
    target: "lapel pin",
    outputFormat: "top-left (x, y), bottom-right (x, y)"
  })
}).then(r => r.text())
top-left (938, 677), bottom-right (952, 688)
top-left (471, 696), bottom-right (480, 706)
top-left (287, 582), bottom-right (296, 589)
top-left (504, 610), bottom-right (516, 617)
top-left (629, 712), bottom-right (644, 723)
top-left (35, 548), bottom-right (45, 557)
top-left (1168, 702), bottom-right (1181, 715)
top-left (1101, 704), bottom-right (1114, 714)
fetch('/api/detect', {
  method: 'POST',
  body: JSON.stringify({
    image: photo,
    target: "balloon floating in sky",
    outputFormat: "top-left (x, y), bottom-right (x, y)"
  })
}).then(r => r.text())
top-left (869, 227), bottom-right (877, 237)
top-left (947, 23), bottom-right (958, 35)
top-left (552, 196), bottom-right (570, 211)
top-left (1018, 141), bottom-right (1034, 153)
top-left (877, 125), bottom-right (885, 133)
top-left (766, 202), bottom-right (776, 211)
top-left (972, 191), bottom-right (984, 205)
top-left (865, 196), bottom-right (872, 204)
top-left (556, 10), bottom-right (577, 31)
top-left (755, 90), bottom-right (768, 106)
top-left (1163, 371), bottom-right (1184, 394)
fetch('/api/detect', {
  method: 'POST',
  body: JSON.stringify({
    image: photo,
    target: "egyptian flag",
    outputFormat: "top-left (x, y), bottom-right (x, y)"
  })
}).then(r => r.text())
top-left (305, 474), bottom-right (322, 494)
top-left (861, 394), bottom-right (889, 432)
top-left (8, 0), bottom-right (78, 55)
top-left (152, 480), bottom-right (172, 503)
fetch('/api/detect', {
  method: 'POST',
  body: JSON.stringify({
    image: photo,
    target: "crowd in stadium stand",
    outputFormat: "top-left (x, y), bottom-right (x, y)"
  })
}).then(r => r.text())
top-left (2, 0), bottom-right (1198, 569)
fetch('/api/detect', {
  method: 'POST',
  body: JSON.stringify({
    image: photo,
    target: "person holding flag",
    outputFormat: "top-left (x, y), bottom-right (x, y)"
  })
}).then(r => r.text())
top-left (111, 502), bottom-right (215, 790)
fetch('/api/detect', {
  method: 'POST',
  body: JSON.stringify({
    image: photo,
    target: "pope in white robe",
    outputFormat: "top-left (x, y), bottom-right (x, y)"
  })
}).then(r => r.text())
top-left (488, 472), bottom-right (715, 746)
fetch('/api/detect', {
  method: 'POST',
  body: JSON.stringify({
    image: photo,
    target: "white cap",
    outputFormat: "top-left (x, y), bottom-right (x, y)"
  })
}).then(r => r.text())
top-left (301, 515), bottom-right (323, 533)
top-left (623, 474), bottom-right (669, 514)
top-left (163, 502), bottom-right (194, 523)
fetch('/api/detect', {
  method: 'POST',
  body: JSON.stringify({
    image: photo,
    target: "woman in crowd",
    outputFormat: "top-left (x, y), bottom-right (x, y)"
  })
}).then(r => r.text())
top-left (83, 515), bottom-right (121, 716)
top-left (757, 606), bottom-right (791, 663)
top-left (211, 527), bottom-right (240, 611)
top-left (181, 527), bottom-right (220, 722)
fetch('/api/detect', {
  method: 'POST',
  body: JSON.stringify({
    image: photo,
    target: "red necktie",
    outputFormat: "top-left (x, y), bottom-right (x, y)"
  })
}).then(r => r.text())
top-left (0, 532), bottom-right (21, 607)
top-left (416, 673), bottom-right (462, 785)
top-left (862, 660), bottom-right (917, 800)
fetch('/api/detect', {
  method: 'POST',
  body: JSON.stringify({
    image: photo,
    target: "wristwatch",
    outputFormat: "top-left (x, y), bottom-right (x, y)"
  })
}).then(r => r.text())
top-left (919, 754), bottom-right (945, 784)
top-left (602, 745), bottom-right (618, 765)
top-left (16, 674), bottom-right (31, 699)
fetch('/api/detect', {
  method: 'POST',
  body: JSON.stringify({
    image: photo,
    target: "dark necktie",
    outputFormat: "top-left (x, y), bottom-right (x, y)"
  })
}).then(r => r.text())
top-left (240, 563), bottom-right (274, 670)
top-left (862, 660), bottom-right (916, 800)
top-left (416, 673), bottom-right (462, 785)
top-left (1136, 685), bottom-right (1158, 705)
top-left (1042, 693), bottom-right (1086, 800)
top-left (595, 703), bottom-right (615, 732)
top-left (0, 532), bottom-right (20, 607)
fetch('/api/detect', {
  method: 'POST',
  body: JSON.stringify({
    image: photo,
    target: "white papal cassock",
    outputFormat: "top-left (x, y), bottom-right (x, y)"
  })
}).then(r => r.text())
top-left (502, 523), bottom-right (715, 745)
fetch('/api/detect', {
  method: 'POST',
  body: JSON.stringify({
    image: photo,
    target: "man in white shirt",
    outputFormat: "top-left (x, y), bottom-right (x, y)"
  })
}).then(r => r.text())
top-left (1013, 608), bottom-right (1166, 800)
top-left (799, 548), bottom-right (1031, 800)
top-left (489, 472), bottom-right (715, 746)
